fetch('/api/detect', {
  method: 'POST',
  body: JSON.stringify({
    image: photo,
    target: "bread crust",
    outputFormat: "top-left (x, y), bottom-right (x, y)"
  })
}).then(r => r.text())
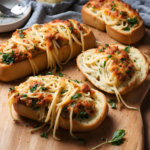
top-left (82, 5), bottom-right (106, 31)
top-left (10, 90), bottom-right (108, 132)
top-left (82, 4), bottom-right (145, 44)
top-left (76, 45), bottom-right (149, 95)
top-left (106, 19), bottom-right (145, 45)
top-left (0, 30), bottom-right (95, 82)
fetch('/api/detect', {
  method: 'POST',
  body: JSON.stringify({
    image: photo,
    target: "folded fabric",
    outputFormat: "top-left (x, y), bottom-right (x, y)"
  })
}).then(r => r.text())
top-left (21, 0), bottom-right (150, 28)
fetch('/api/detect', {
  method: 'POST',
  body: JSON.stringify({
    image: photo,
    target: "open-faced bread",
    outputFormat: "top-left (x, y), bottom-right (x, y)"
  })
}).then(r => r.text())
top-left (8, 75), bottom-right (108, 139)
top-left (82, 0), bottom-right (145, 44)
top-left (0, 19), bottom-right (95, 82)
top-left (77, 44), bottom-right (149, 109)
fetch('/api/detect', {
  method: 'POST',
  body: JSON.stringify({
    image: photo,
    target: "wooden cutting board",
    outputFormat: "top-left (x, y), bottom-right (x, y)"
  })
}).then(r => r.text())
top-left (0, 27), bottom-right (149, 150)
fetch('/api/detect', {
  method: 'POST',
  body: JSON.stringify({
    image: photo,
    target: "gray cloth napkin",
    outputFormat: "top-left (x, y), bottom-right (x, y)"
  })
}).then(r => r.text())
top-left (21, 0), bottom-right (150, 28)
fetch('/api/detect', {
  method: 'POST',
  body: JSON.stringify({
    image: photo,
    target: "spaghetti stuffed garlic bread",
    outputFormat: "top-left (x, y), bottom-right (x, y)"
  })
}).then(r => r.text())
top-left (8, 75), bottom-right (108, 139)
top-left (82, 0), bottom-right (145, 44)
top-left (0, 19), bottom-right (95, 82)
top-left (77, 44), bottom-right (149, 110)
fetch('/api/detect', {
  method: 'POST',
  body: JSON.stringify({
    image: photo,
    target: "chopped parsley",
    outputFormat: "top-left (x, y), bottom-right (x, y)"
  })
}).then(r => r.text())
top-left (46, 71), bottom-right (52, 75)
top-left (72, 137), bottom-right (86, 143)
top-left (124, 46), bottom-right (130, 52)
top-left (126, 70), bottom-right (131, 73)
top-left (40, 132), bottom-right (48, 139)
top-left (120, 11), bottom-right (125, 15)
top-left (41, 87), bottom-right (47, 90)
top-left (105, 44), bottom-right (109, 47)
top-left (71, 93), bottom-right (82, 100)
top-left (123, 27), bottom-right (130, 31)
top-left (58, 72), bottom-right (63, 77)
top-left (99, 69), bottom-right (101, 74)
top-left (107, 99), bottom-right (116, 108)
top-left (63, 106), bottom-right (67, 111)
top-left (30, 84), bottom-right (38, 93)
top-left (9, 87), bottom-right (15, 91)
top-left (20, 34), bottom-right (25, 38)
top-left (101, 137), bottom-right (105, 141)
top-left (2, 53), bottom-right (14, 64)
top-left (73, 79), bottom-right (80, 83)
top-left (98, 49), bottom-right (102, 52)
top-left (30, 100), bottom-right (37, 107)
top-left (70, 27), bottom-right (73, 33)
top-left (111, 4), bottom-right (116, 11)
top-left (11, 50), bottom-right (14, 55)
top-left (18, 29), bottom-right (23, 34)
top-left (128, 17), bottom-right (137, 27)
top-left (70, 103), bottom-right (74, 107)
top-left (104, 60), bottom-right (106, 67)
top-left (78, 111), bottom-right (89, 119)
top-left (108, 55), bottom-right (112, 58)
top-left (22, 94), bottom-right (27, 98)
top-left (61, 89), bottom-right (68, 94)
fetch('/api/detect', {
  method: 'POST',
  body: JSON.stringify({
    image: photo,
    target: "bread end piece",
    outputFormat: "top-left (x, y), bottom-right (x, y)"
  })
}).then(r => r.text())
top-left (9, 89), bottom-right (108, 132)
top-left (59, 91), bottom-right (108, 132)
top-left (106, 19), bottom-right (145, 45)
top-left (82, 5), bottom-right (106, 31)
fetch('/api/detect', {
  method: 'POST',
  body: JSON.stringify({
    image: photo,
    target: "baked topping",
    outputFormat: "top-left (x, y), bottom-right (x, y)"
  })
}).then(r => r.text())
top-left (0, 19), bottom-right (89, 75)
top-left (96, 45), bottom-right (135, 82)
top-left (86, 0), bottom-right (140, 31)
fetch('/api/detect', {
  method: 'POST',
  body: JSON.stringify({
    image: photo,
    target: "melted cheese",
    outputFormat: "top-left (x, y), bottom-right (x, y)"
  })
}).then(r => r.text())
top-left (0, 19), bottom-right (87, 75)
top-left (8, 75), bottom-right (96, 140)
top-left (86, 0), bottom-right (140, 31)
top-left (80, 45), bottom-right (137, 110)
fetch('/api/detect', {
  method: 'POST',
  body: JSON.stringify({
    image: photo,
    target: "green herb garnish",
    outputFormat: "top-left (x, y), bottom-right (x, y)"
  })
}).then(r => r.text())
top-left (126, 70), bottom-right (131, 73)
top-left (20, 34), bottom-right (25, 38)
top-left (61, 89), bottom-right (68, 94)
top-left (73, 79), bottom-right (80, 83)
top-left (58, 72), bottom-right (63, 77)
top-left (41, 87), bottom-right (47, 90)
top-left (71, 93), bottom-right (82, 100)
top-left (120, 11), bottom-right (125, 15)
top-left (108, 99), bottom-right (116, 108)
top-left (124, 46), bottom-right (130, 52)
top-left (18, 29), bottom-right (23, 34)
top-left (9, 87), bottom-right (15, 91)
top-left (78, 111), bottom-right (89, 119)
top-left (104, 60), bottom-right (106, 67)
top-left (30, 100), bottom-right (37, 107)
top-left (91, 130), bottom-right (125, 150)
top-left (105, 44), bottom-right (109, 47)
top-left (22, 94), bottom-right (27, 98)
top-left (2, 53), bottom-right (14, 64)
top-left (40, 132), bottom-right (48, 139)
top-left (123, 27), bottom-right (130, 31)
top-left (70, 27), bottom-right (73, 33)
top-left (72, 137), bottom-right (86, 143)
top-left (70, 103), bottom-right (74, 107)
top-left (111, 4), bottom-right (116, 11)
top-left (108, 55), bottom-right (112, 58)
top-left (98, 49), bottom-right (102, 52)
top-left (30, 84), bottom-right (38, 93)
top-left (128, 17), bottom-right (137, 27)
top-left (62, 106), bottom-right (67, 111)
top-left (101, 137), bottom-right (105, 141)
top-left (46, 71), bottom-right (52, 75)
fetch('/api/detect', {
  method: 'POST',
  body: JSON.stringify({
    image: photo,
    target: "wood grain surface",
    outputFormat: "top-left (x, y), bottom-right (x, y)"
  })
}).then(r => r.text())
top-left (0, 27), bottom-right (149, 150)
